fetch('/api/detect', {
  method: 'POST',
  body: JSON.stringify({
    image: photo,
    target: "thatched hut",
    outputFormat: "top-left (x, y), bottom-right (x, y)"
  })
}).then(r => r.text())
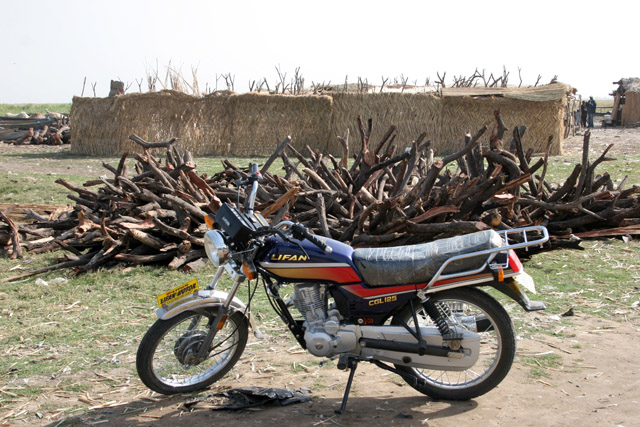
top-left (611, 78), bottom-right (640, 127)
top-left (227, 92), bottom-right (333, 155)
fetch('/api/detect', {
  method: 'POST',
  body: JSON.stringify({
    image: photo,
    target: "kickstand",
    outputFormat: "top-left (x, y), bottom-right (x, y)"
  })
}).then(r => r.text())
top-left (335, 356), bottom-right (358, 415)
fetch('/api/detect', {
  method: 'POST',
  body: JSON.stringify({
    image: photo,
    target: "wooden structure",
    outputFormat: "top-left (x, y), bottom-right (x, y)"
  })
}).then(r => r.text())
top-left (611, 78), bottom-right (640, 127)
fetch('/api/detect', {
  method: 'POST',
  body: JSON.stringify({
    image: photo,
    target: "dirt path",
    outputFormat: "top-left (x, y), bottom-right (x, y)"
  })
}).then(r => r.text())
top-left (34, 314), bottom-right (639, 427)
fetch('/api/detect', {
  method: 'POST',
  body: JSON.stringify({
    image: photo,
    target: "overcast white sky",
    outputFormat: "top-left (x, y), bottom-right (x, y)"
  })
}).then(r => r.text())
top-left (2, 0), bottom-right (638, 103)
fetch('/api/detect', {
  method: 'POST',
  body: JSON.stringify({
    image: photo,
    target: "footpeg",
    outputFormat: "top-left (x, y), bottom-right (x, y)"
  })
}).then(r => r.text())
top-left (442, 332), bottom-right (464, 351)
top-left (447, 351), bottom-right (466, 359)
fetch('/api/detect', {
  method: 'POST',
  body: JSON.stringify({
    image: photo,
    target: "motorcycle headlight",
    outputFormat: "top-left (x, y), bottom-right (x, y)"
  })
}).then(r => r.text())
top-left (204, 230), bottom-right (229, 267)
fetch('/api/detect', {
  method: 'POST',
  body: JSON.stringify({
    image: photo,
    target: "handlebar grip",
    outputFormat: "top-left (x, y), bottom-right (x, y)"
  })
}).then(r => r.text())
top-left (291, 224), bottom-right (332, 254)
top-left (305, 231), bottom-right (333, 254)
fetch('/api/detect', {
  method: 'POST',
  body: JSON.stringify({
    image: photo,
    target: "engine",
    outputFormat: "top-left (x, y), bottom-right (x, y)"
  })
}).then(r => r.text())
top-left (293, 284), bottom-right (357, 357)
top-left (291, 284), bottom-right (480, 369)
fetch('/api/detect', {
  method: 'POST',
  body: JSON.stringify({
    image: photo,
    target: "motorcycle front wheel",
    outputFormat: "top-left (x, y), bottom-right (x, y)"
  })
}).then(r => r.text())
top-left (136, 309), bottom-right (248, 395)
top-left (391, 287), bottom-right (515, 400)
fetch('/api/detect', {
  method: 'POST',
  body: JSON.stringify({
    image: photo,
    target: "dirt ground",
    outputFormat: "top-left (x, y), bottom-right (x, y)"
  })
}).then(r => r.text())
top-left (1, 125), bottom-right (639, 426)
top-left (11, 313), bottom-right (639, 427)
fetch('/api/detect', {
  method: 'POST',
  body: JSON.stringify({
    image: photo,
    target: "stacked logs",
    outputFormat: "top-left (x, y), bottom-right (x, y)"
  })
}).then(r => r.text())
top-left (2, 112), bottom-right (640, 281)
top-left (2, 136), bottom-right (217, 280)
top-left (0, 114), bottom-right (70, 145)
top-left (219, 113), bottom-right (640, 247)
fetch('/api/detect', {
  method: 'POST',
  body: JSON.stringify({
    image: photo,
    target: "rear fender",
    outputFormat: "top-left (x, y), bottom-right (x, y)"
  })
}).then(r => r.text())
top-left (489, 279), bottom-right (546, 312)
top-left (155, 289), bottom-right (263, 338)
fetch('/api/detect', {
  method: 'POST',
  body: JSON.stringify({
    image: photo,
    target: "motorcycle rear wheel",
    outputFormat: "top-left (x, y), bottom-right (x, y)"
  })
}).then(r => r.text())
top-left (136, 309), bottom-right (248, 395)
top-left (391, 287), bottom-right (515, 400)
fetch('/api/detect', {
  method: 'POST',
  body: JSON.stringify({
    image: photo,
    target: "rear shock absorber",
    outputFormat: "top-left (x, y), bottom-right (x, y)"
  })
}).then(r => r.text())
top-left (422, 297), bottom-right (463, 345)
top-left (422, 297), bottom-right (451, 336)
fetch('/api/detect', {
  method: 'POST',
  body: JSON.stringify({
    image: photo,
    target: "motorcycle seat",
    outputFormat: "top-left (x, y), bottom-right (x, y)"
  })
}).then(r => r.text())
top-left (352, 230), bottom-right (504, 287)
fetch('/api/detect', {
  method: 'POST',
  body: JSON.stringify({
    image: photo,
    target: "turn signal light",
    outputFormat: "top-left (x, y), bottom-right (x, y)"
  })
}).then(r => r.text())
top-left (204, 213), bottom-right (215, 230)
top-left (216, 315), bottom-right (228, 330)
top-left (242, 261), bottom-right (256, 280)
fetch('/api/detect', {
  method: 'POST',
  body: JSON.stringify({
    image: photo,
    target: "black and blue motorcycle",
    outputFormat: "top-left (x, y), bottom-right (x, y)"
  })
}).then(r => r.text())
top-left (136, 163), bottom-right (548, 413)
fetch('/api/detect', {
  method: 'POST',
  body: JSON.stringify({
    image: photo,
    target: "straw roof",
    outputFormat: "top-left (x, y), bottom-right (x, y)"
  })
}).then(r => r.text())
top-left (618, 78), bottom-right (640, 93)
top-left (441, 82), bottom-right (571, 102)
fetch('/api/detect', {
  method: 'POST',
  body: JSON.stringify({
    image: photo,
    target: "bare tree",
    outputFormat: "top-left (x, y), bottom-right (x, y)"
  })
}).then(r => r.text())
top-left (380, 76), bottom-right (389, 93)
top-left (222, 73), bottom-right (235, 91)
top-left (518, 67), bottom-right (523, 87)
top-left (275, 65), bottom-right (287, 94)
top-left (436, 71), bottom-right (446, 89)
top-left (292, 67), bottom-right (304, 95)
top-left (535, 74), bottom-right (542, 87)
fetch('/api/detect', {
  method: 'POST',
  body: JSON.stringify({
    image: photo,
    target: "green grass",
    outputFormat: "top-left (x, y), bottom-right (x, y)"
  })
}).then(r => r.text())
top-left (0, 150), bottom-right (273, 205)
top-left (0, 172), bottom-right (87, 205)
top-left (526, 239), bottom-right (640, 320)
top-left (519, 353), bottom-right (563, 379)
top-left (0, 104), bottom-right (71, 116)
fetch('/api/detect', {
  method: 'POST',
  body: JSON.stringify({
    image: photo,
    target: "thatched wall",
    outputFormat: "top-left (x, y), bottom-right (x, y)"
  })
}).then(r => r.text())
top-left (71, 85), bottom-right (567, 157)
top-left (440, 96), bottom-right (565, 155)
top-left (71, 91), bottom-right (332, 156)
top-left (71, 92), bottom-right (228, 156)
top-left (227, 93), bottom-right (333, 155)
top-left (71, 97), bottom-right (120, 155)
top-left (328, 93), bottom-right (441, 154)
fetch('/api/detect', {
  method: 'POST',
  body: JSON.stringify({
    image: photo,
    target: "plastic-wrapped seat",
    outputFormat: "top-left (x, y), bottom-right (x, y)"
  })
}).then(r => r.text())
top-left (352, 230), bottom-right (504, 287)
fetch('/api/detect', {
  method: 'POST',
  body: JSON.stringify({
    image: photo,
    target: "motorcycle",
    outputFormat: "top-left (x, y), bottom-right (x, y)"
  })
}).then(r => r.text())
top-left (136, 163), bottom-right (549, 413)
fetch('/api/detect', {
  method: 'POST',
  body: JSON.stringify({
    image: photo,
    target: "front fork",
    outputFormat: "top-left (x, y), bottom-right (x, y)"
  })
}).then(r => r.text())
top-left (194, 266), bottom-right (246, 362)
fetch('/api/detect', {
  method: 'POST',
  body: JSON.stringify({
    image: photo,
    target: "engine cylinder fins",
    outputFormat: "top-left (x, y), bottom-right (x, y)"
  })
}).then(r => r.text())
top-left (293, 284), bottom-right (327, 323)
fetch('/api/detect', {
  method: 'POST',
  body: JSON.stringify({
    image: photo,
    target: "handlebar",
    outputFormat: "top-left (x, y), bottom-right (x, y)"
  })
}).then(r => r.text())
top-left (237, 163), bottom-right (262, 215)
top-left (236, 164), bottom-right (331, 254)
top-left (271, 221), bottom-right (332, 254)
top-left (291, 223), bottom-right (333, 254)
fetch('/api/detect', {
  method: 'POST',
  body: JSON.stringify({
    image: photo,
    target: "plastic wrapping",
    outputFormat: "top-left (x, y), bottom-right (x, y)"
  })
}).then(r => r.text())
top-left (352, 230), bottom-right (504, 286)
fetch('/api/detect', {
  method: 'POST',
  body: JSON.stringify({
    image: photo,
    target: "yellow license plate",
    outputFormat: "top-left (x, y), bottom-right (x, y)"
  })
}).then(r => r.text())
top-left (156, 278), bottom-right (199, 307)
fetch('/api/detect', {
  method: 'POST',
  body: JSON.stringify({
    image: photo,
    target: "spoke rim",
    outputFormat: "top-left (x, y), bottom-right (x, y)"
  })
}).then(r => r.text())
top-left (410, 299), bottom-right (502, 390)
top-left (151, 314), bottom-right (240, 387)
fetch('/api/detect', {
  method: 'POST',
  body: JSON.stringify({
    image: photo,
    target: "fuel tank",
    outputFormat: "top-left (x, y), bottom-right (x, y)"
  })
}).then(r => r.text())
top-left (256, 235), bottom-right (363, 284)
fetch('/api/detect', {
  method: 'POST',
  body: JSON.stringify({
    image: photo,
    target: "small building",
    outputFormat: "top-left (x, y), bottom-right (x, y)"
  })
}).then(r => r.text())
top-left (611, 78), bottom-right (640, 127)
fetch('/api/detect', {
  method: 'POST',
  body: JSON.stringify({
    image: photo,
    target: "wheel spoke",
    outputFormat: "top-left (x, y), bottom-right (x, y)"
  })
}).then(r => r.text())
top-left (400, 293), bottom-right (509, 391)
top-left (151, 313), bottom-right (241, 387)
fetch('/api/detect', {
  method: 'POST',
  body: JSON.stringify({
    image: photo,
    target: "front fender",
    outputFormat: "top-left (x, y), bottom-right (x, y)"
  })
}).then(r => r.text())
top-left (155, 289), bottom-right (263, 339)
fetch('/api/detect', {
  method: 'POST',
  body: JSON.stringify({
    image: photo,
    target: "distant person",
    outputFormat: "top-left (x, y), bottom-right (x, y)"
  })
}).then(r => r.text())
top-left (581, 101), bottom-right (588, 128)
top-left (587, 96), bottom-right (597, 128)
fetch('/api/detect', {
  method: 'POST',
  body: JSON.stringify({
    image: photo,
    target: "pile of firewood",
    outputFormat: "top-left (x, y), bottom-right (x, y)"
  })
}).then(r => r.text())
top-left (0, 113), bottom-right (70, 145)
top-left (2, 111), bottom-right (639, 281)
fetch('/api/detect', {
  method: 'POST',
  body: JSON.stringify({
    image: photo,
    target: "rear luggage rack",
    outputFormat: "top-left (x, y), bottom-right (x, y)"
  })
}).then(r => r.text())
top-left (425, 226), bottom-right (549, 289)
